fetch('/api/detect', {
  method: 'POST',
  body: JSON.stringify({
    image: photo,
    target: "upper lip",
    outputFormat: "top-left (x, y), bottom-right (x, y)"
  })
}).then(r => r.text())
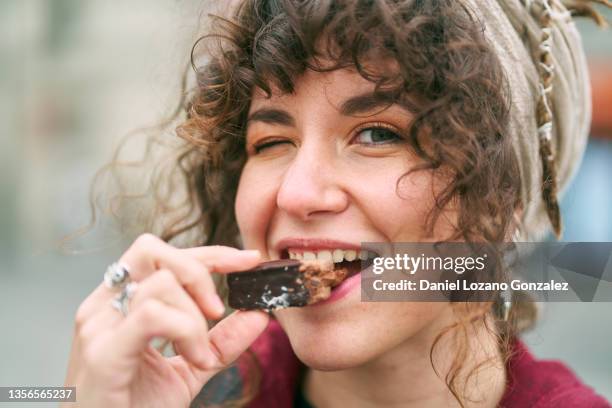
top-left (276, 238), bottom-right (361, 252)
top-left (274, 237), bottom-right (379, 258)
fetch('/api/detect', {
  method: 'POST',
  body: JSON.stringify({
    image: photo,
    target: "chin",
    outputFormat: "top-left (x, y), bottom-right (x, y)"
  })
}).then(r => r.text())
top-left (283, 324), bottom-right (380, 371)
top-left (273, 301), bottom-right (452, 371)
top-left (273, 304), bottom-right (401, 371)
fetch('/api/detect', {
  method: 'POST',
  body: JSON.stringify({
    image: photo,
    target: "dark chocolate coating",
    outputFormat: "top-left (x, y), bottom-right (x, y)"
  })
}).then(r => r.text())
top-left (227, 260), bottom-right (310, 310)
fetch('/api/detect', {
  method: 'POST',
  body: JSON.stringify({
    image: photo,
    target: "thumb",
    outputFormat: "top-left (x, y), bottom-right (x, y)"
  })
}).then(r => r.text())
top-left (194, 310), bottom-right (270, 383)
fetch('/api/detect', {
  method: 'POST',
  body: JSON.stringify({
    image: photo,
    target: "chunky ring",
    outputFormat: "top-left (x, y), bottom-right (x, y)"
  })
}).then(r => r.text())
top-left (110, 282), bottom-right (138, 317)
top-left (104, 262), bottom-right (131, 290)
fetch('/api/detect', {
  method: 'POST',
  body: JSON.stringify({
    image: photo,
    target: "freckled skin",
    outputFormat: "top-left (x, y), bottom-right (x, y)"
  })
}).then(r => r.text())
top-left (235, 68), bottom-right (457, 370)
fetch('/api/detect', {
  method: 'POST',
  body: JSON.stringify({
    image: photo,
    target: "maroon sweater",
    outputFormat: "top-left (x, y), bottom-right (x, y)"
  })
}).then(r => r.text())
top-left (227, 320), bottom-right (610, 408)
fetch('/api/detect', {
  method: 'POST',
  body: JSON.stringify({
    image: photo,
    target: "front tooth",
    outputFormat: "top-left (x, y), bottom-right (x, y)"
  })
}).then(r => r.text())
top-left (303, 251), bottom-right (316, 261)
top-left (295, 252), bottom-right (303, 260)
top-left (344, 250), bottom-right (357, 261)
top-left (332, 249), bottom-right (344, 263)
top-left (358, 250), bottom-right (369, 260)
top-left (317, 250), bottom-right (333, 262)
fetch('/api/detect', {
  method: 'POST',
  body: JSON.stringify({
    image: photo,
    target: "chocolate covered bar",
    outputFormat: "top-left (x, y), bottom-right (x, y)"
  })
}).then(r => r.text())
top-left (227, 259), bottom-right (348, 310)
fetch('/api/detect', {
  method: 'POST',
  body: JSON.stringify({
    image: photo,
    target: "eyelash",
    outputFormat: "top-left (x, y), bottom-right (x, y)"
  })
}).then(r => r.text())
top-left (253, 138), bottom-right (290, 154)
top-left (251, 122), bottom-right (404, 153)
top-left (351, 122), bottom-right (404, 146)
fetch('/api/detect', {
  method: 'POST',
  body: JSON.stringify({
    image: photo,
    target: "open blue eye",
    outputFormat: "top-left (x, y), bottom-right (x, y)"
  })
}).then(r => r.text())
top-left (354, 127), bottom-right (402, 145)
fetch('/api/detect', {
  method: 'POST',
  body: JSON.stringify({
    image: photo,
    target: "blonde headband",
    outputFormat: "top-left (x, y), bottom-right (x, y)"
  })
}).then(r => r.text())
top-left (466, 0), bottom-right (609, 240)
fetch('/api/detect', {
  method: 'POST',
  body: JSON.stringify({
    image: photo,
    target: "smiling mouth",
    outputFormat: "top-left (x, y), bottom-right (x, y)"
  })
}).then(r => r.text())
top-left (280, 248), bottom-right (377, 286)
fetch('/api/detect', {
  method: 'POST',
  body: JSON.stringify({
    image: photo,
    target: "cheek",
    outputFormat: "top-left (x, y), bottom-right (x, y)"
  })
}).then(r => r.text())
top-left (235, 163), bottom-right (279, 251)
top-left (352, 166), bottom-right (444, 240)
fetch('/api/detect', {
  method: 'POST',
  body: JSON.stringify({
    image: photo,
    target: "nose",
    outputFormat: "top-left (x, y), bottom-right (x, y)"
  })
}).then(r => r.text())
top-left (276, 143), bottom-right (348, 221)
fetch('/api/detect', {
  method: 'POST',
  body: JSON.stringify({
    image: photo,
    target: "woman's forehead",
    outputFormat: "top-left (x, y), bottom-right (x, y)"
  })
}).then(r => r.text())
top-left (249, 67), bottom-right (387, 113)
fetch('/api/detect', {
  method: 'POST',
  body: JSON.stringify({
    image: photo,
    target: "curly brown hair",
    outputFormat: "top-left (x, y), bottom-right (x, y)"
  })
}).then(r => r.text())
top-left (88, 0), bottom-right (567, 406)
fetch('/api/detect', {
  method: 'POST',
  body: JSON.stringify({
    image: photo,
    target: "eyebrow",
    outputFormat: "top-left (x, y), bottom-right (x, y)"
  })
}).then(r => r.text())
top-left (247, 91), bottom-right (411, 128)
top-left (247, 109), bottom-right (295, 127)
top-left (339, 92), bottom-right (402, 116)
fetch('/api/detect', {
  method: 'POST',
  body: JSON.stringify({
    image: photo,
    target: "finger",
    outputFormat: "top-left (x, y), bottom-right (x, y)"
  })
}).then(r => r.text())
top-left (132, 269), bottom-right (209, 334)
top-left (191, 310), bottom-right (270, 383)
top-left (120, 234), bottom-right (226, 319)
top-left (106, 299), bottom-right (211, 371)
top-left (166, 310), bottom-right (270, 387)
top-left (80, 304), bottom-right (124, 341)
top-left (181, 246), bottom-right (262, 273)
top-left (75, 283), bottom-right (116, 323)
top-left (66, 300), bottom-right (126, 386)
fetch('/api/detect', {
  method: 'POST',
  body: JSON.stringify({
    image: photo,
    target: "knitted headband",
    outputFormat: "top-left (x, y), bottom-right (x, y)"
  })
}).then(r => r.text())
top-left (467, 0), bottom-right (608, 240)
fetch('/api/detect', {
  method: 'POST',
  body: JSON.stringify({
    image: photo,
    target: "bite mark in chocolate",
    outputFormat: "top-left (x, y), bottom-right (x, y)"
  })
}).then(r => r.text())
top-left (300, 260), bottom-right (348, 304)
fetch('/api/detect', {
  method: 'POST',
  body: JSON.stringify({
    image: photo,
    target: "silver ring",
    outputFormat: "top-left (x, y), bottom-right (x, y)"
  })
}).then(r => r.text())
top-left (104, 262), bottom-right (131, 290)
top-left (110, 282), bottom-right (138, 317)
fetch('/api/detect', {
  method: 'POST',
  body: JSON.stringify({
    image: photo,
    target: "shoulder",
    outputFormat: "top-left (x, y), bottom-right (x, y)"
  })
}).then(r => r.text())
top-left (501, 340), bottom-right (611, 408)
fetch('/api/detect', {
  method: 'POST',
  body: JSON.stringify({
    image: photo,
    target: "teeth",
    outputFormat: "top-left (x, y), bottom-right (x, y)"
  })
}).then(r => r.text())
top-left (303, 251), bottom-right (316, 261)
top-left (288, 251), bottom-right (302, 260)
top-left (344, 250), bottom-right (357, 261)
top-left (317, 250), bottom-right (333, 262)
top-left (332, 249), bottom-right (344, 263)
top-left (286, 248), bottom-right (376, 263)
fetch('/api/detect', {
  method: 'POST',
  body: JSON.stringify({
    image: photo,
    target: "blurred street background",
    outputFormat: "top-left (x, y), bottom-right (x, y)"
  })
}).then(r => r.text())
top-left (0, 1), bottom-right (611, 404)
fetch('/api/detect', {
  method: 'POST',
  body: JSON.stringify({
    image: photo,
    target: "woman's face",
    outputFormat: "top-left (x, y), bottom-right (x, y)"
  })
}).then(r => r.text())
top-left (235, 67), bottom-right (455, 370)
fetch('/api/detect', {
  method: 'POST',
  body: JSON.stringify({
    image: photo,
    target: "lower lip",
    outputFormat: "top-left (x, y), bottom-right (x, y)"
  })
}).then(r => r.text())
top-left (309, 270), bottom-right (361, 307)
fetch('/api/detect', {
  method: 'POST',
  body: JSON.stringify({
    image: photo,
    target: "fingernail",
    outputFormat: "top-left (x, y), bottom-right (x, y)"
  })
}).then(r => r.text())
top-left (211, 295), bottom-right (226, 316)
top-left (242, 250), bottom-right (261, 258)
